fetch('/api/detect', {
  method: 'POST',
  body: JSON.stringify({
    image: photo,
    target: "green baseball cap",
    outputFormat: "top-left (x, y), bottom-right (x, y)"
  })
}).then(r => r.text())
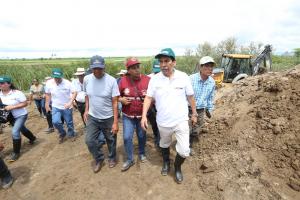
top-left (51, 68), bottom-right (63, 78)
top-left (155, 48), bottom-right (175, 60)
top-left (0, 75), bottom-right (12, 83)
top-left (152, 59), bottom-right (160, 73)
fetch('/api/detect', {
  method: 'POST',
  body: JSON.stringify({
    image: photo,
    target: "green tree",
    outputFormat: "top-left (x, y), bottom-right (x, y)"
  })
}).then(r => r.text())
top-left (216, 37), bottom-right (238, 55)
top-left (196, 41), bottom-right (215, 58)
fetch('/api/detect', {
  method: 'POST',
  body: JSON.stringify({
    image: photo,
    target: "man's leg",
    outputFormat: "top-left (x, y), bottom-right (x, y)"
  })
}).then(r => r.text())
top-left (0, 158), bottom-right (13, 189)
top-left (174, 120), bottom-right (190, 183)
top-left (62, 108), bottom-right (75, 137)
top-left (40, 98), bottom-right (47, 117)
top-left (77, 102), bottom-right (86, 127)
top-left (190, 109), bottom-right (205, 155)
top-left (100, 117), bottom-right (117, 168)
top-left (136, 118), bottom-right (147, 161)
top-left (34, 99), bottom-right (42, 116)
top-left (121, 115), bottom-right (135, 171)
top-left (52, 107), bottom-right (66, 142)
top-left (158, 125), bottom-right (173, 176)
top-left (147, 106), bottom-right (160, 148)
top-left (85, 115), bottom-right (104, 173)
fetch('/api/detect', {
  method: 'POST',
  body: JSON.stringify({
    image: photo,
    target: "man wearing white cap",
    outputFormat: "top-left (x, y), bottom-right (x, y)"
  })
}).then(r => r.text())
top-left (189, 56), bottom-right (216, 155)
top-left (72, 67), bottom-right (86, 126)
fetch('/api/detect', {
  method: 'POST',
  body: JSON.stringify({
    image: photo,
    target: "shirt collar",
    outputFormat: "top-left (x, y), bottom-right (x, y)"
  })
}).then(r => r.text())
top-left (197, 73), bottom-right (212, 83)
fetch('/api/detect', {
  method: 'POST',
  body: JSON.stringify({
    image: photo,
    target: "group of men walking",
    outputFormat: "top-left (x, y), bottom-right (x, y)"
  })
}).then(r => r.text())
top-left (81, 48), bottom-right (216, 184)
top-left (0, 47), bottom-right (216, 189)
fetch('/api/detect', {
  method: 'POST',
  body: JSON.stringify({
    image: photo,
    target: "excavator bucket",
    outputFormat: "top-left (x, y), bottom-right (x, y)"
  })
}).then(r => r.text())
top-left (212, 68), bottom-right (224, 88)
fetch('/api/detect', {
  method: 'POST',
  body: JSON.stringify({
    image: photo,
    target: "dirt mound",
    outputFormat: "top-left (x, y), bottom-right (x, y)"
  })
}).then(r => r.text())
top-left (193, 66), bottom-right (300, 199)
top-left (1, 66), bottom-right (300, 200)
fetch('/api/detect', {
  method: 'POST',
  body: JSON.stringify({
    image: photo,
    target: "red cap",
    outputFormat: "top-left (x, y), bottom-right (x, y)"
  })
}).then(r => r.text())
top-left (125, 57), bottom-right (140, 68)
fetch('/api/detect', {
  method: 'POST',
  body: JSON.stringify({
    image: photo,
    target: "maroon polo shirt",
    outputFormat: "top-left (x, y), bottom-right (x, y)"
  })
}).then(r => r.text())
top-left (119, 75), bottom-right (150, 118)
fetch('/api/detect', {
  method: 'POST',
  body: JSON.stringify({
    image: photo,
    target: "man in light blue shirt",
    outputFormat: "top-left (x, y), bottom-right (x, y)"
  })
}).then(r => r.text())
top-left (83, 55), bottom-right (120, 173)
top-left (189, 56), bottom-right (216, 154)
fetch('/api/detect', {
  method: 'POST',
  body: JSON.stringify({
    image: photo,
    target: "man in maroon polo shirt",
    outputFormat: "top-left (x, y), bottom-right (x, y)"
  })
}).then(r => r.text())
top-left (119, 57), bottom-right (150, 171)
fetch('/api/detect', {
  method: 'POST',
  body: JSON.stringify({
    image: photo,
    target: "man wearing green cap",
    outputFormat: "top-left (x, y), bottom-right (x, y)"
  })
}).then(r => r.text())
top-left (45, 68), bottom-right (77, 144)
top-left (141, 48), bottom-right (198, 184)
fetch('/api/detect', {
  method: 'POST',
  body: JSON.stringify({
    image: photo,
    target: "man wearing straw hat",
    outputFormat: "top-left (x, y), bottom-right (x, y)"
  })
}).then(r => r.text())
top-left (72, 67), bottom-right (86, 126)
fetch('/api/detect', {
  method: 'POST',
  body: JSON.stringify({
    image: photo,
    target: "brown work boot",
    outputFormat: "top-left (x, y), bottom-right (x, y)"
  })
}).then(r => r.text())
top-left (93, 160), bottom-right (104, 173)
top-left (108, 159), bottom-right (117, 168)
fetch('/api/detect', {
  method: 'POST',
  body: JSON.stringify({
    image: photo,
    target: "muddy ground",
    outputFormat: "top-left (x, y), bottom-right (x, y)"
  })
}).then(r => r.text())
top-left (0, 66), bottom-right (300, 200)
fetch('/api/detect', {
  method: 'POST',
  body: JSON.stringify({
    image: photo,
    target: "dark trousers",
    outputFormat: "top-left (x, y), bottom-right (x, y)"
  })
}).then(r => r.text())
top-left (34, 98), bottom-right (46, 116)
top-left (76, 101), bottom-right (86, 126)
top-left (147, 106), bottom-right (160, 146)
top-left (189, 109), bottom-right (205, 147)
top-left (85, 115), bottom-right (117, 162)
top-left (0, 158), bottom-right (10, 179)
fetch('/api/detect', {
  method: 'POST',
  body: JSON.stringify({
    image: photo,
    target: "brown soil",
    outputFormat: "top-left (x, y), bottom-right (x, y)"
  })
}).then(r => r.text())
top-left (0, 66), bottom-right (300, 199)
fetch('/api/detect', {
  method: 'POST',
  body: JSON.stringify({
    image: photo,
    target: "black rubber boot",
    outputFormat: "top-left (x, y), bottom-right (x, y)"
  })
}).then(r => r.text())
top-left (0, 158), bottom-right (10, 178)
top-left (0, 158), bottom-right (13, 189)
top-left (174, 153), bottom-right (185, 184)
top-left (21, 129), bottom-right (36, 145)
top-left (9, 139), bottom-right (21, 162)
top-left (161, 148), bottom-right (170, 176)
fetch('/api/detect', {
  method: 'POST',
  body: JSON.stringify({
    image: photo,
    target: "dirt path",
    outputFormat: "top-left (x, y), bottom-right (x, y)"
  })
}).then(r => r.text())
top-left (1, 67), bottom-right (300, 199)
top-left (0, 106), bottom-right (207, 200)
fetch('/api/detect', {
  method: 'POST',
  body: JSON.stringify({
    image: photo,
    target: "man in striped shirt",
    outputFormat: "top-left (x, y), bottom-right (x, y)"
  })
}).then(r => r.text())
top-left (189, 56), bottom-right (216, 155)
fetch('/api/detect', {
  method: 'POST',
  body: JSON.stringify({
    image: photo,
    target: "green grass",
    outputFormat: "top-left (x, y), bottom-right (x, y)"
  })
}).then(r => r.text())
top-left (0, 55), bottom-right (298, 91)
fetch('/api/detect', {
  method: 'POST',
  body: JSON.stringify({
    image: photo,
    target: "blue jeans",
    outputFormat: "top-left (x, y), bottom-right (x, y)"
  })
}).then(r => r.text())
top-left (34, 98), bottom-right (46, 116)
top-left (52, 107), bottom-right (75, 138)
top-left (85, 115), bottom-right (117, 162)
top-left (12, 114), bottom-right (30, 139)
top-left (123, 115), bottom-right (146, 162)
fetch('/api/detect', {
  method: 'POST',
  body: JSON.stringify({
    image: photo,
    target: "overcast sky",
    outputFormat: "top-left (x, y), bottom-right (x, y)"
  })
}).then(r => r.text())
top-left (0, 0), bottom-right (299, 58)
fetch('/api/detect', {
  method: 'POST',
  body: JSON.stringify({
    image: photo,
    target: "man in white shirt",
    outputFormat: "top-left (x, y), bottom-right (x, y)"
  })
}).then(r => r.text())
top-left (45, 68), bottom-right (77, 144)
top-left (141, 48), bottom-right (198, 184)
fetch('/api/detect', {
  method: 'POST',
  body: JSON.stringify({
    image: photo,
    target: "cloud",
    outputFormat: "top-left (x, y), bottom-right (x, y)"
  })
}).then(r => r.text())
top-left (0, 0), bottom-right (299, 58)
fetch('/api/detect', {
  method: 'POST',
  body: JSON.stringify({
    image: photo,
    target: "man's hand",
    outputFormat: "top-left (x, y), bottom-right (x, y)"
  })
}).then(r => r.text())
top-left (120, 97), bottom-right (131, 105)
top-left (205, 109), bottom-right (212, 119)
top-left (191, 114), bottom-right (198, 126)
top-left (0, 142), bottom-right (4, 152)
top-left (4, 105), bottom-right (15, 111)
top-left (111, 122), bottom-right (119, 135)
top-left (45, 104), bottom-right (51, 113)
top-left (64, 101), bottom-right (73, 109)
top-left (83, 111), bottom-right (89, 123)
top-left (141, 116), bottom-right (148, 131)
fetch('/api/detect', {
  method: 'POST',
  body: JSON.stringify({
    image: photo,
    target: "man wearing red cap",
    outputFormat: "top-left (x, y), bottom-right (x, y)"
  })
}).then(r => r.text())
top-left (118, 57), bottom-right (150, 171)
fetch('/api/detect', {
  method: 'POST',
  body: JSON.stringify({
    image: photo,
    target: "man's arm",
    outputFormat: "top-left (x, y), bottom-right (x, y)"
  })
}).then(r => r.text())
top-left (111, 96), bottom-right (119, 134)
top-left (141, 96), bottom-right (153, 130)
top-left (83, 95), bottom-right (89, 123)
top-left (45, 93), bottom-right (51, 112)
top-left (187, 95), bottom-right (198, 125)
top-left (64, 91), bottom-right (77, 109)
top-left (207, 85), bottom-right (215, 113)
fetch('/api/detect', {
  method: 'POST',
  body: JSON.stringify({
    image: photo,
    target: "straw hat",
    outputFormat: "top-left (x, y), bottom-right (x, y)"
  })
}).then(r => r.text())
top-left (74, 67), bottom-right (85, 75)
